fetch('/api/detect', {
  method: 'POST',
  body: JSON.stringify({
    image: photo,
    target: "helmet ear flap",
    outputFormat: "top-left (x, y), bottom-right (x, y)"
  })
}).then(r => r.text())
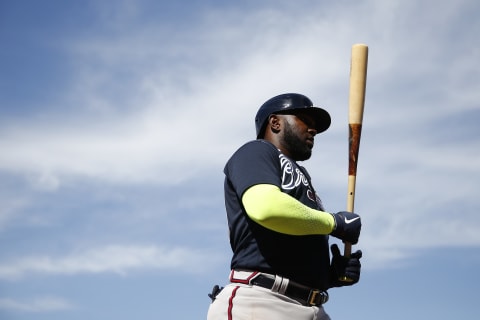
top-left (257, 115), bottom-right (277, 139)
top-left (256, 123), bottom-right (268, 139)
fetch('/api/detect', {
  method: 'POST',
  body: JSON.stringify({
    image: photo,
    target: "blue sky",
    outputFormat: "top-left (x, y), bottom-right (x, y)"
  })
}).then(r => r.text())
top-left (0, 0), bottom-right (479, 319)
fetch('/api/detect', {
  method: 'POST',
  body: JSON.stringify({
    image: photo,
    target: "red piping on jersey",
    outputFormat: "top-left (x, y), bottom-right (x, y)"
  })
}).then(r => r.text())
top-left (228, 286), bottom-right (240, 320)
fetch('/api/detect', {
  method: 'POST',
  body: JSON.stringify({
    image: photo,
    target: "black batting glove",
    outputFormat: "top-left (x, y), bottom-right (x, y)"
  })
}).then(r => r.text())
top-left (329, 244), bottom-right (363, 288)
top-left (330, 211), bottom-right (361, 244)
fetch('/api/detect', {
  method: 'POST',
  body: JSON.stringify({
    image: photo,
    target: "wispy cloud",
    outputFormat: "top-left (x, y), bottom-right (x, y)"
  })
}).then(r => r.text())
top-left (0, 245), bottom-right (221, 280)
top-left (1, 0), bottom-right (477, 189)
top-left (0, 296), bottom-right (74, 312)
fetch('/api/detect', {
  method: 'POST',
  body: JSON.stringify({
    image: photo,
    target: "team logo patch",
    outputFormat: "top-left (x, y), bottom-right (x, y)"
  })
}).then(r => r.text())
top-left (279, 154), bottom-right (323, 207)
top-left (279, 154), bottom-right (309, 190)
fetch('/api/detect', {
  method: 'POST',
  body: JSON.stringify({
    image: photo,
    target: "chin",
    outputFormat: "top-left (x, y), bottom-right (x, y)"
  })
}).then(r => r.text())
top-left (295, 151), bottom-right (312, 161)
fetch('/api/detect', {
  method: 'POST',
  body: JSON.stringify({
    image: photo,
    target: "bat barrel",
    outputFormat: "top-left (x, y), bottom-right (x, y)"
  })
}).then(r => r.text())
top-left (348, 44), bottom-right (368, 124)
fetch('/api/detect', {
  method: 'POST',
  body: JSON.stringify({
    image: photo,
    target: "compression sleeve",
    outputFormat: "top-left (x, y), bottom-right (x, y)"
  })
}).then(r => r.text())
top-left (242, 184), bottom-right (336, 236)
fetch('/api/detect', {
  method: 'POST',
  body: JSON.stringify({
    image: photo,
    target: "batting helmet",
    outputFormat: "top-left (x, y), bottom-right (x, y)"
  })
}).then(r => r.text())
top-left (255, 93), bottom-right (331, 138)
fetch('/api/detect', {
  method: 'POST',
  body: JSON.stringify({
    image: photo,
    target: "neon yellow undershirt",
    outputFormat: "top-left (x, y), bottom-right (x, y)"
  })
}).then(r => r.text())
top-left (242, 184), bottom-right (336, 236)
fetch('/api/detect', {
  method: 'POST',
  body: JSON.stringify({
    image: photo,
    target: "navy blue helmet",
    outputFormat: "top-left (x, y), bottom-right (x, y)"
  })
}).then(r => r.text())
top-left (255, 93), bottom-right (331, 138)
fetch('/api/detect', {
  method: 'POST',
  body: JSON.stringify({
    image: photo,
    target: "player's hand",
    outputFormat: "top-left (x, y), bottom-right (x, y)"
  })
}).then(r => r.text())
top-left (329, 244), bottom-right (362, 288)
top-left (330, 211), bottom-right (361, 244)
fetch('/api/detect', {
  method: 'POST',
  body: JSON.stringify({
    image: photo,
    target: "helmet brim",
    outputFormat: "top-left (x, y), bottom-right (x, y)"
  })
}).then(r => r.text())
top-left (276, 107), bottom-right (331, 134)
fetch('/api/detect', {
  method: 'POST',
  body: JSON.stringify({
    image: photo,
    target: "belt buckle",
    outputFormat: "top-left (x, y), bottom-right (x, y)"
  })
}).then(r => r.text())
top-left (307, 290), bottom-right (320, 306)
top-left (307, 290), bottom-right (328, 306)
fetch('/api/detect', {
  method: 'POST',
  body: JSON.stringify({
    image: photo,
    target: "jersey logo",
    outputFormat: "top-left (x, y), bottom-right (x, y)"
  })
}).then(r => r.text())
top-left (279, 154), bottom-right (309, 190)
top-left (279, 154), bottom-right (323, 208)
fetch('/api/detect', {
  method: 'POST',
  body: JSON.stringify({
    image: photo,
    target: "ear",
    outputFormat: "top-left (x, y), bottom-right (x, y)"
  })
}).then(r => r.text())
top-left (268, 114), bottom-right (281, 133)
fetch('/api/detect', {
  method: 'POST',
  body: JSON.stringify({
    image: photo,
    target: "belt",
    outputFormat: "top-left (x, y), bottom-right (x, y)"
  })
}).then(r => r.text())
top-left (234, 272), bottom-right (328, 306)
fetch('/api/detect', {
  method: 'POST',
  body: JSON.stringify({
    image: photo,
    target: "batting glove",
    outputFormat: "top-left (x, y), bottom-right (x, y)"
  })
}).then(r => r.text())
top-left (329, 244), bottom-right (363, 288)
top-left (330, 211), bottom-right (361, 244)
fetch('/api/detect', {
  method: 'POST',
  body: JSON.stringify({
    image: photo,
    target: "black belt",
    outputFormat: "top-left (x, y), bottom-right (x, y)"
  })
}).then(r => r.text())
top-left (251, 274), bottom-right (329, 306)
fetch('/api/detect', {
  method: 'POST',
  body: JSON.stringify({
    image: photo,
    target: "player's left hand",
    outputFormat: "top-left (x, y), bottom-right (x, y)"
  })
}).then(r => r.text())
top-left (329, 244), bottom-right (362, 288)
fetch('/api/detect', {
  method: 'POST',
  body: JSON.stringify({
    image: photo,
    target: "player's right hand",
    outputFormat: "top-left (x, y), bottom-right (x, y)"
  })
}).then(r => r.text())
top-left (330, 211), bottom-right (361, 244)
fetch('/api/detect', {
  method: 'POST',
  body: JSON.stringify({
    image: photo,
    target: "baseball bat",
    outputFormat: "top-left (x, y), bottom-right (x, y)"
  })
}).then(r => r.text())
top-left (344, 44), bottom-right (368, 258)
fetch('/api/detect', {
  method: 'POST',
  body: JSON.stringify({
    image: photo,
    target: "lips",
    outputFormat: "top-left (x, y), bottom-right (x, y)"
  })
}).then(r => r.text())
top-left (306, 137), bottom-right (314, 148)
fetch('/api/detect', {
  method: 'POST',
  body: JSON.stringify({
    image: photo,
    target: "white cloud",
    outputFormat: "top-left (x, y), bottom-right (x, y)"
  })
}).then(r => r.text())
top-left (0, 1), bottom-right (375, 186)
top-left (0, 245), bottom-right (221, 280)
top-left (0, 296), bottom-right (74, 312)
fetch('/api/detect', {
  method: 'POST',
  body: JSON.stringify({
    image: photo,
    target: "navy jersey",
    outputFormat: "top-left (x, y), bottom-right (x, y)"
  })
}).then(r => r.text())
top-left (223, 139), bottom-right (331, 289)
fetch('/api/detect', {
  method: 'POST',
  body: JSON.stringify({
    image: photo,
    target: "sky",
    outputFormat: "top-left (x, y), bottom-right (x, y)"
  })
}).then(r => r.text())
top-left (0, 0), bottom-right (479, 319)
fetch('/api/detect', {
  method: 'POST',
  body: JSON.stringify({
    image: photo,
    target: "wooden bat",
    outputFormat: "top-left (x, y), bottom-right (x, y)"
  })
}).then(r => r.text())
top-left (344, 44), bottom-right (368, 258)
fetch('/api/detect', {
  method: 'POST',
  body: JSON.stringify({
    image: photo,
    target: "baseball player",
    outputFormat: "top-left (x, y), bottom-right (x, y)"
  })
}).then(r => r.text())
top-left (207, 93), bottom-right (363, 320)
